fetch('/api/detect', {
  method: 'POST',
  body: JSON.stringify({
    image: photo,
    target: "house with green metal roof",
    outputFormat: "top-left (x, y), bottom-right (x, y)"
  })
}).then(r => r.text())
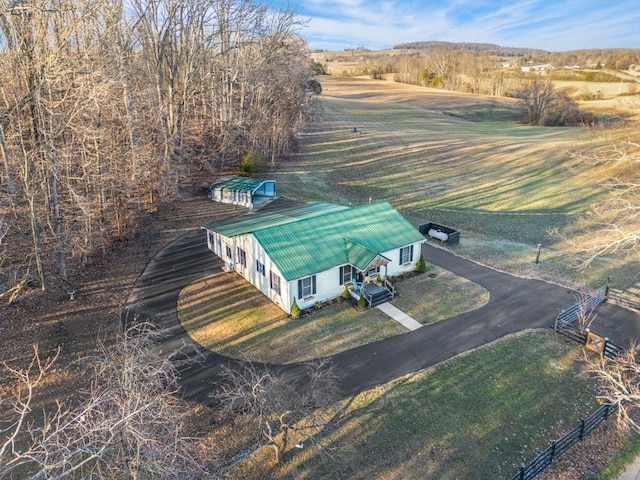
top-left (210, 176), bottom-right (276, 210)
top-left (203, 200), bottom-right (426, 314)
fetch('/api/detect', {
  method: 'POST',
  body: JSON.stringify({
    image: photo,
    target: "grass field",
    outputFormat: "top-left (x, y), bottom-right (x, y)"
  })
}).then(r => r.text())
top-left (231, 331), bottom-right (599, 479)
top-left (274, 75), bottom-right (639, 290)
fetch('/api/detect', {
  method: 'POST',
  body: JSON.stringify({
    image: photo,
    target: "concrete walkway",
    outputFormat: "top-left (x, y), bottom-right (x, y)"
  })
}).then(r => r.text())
top-left (618, 456), bottom-right (640, 480)
top-left (376, 302), bottom-right (422, 330)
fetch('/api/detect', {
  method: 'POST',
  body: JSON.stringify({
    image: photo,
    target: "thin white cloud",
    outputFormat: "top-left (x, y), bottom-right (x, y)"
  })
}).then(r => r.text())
top-left (293, 0), bottom-right (640, 51)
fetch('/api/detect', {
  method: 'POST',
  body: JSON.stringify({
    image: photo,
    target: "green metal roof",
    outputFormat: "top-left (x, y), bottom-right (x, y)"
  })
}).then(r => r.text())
top-left (204, 202), bottom-right (348, 237)
top-left (210, 176), bottom-right (273, 193)
top-left (205, 200), bottom-right (424, 281)
top-left (345, 239), bottom-right (391, 271)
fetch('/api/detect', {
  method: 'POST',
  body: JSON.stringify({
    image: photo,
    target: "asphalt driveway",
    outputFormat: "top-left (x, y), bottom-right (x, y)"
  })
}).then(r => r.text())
top-left (123, 228), bottom-right (640, 403)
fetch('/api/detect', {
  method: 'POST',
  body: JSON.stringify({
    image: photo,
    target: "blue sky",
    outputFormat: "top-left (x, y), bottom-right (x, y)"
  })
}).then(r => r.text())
top-left (278, 1), bottom-right (640, 52)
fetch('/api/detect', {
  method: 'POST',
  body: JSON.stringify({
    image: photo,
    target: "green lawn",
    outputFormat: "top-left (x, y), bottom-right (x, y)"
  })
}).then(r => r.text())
top-left (177, 267), bottom-right (489, 364)
top-left (233, 330), bottom-right (599, 480)
top-left (392, 266), bottom-right (488, 324)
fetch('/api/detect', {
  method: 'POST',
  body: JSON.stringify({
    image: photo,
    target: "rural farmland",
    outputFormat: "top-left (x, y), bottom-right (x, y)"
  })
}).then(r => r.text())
top-left (276, 75), bottom-right (639, 289)
top-left (180, 74), bottom-right (640, 478)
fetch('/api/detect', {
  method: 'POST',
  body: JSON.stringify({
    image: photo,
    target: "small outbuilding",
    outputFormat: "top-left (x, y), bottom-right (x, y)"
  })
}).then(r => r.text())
top-left (210, 176), bottom-right (276, 210)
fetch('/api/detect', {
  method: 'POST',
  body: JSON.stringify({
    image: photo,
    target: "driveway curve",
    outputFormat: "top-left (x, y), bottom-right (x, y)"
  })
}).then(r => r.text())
top-left (124, 228), bottom-right (638, 403)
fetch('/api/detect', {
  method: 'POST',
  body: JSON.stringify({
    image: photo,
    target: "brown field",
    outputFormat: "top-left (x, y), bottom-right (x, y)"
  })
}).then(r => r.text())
top-left (276, 75), bottom-right (640, 290)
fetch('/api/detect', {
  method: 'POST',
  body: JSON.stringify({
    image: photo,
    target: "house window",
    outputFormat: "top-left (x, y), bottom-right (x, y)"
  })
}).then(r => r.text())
top-left (225, 245), bottom-right (232, 259)
top-left (298, 275), bottom-right (317, 299)
top-left (270, 271), bottom-right (281, 295)
top-left (207, 231), bottom-right (214, 248)
top-left (237, 247), bottom-right (246, 267)
top-left (400, 245), bottom-right (414, 265)
top-left (339, 265), bottom-right (353, 285)
top-left (256, 260), bottom-right (265, 276)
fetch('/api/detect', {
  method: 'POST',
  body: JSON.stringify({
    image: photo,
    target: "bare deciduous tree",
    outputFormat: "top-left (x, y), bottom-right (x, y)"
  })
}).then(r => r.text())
top-left (511, 77), bottom-right (559, 125)
top-left (0, 346), bottom-right (59, 477)
top-left (574, 288), bottom-right (600, 333)
top-left (216, 358), bottom-right (339, 464)
top-left (588, 342), bottom-right (640, 432)
top-left (558, 125), bottom-right (640, 268)
top-left (2, 324), bottom-right (213, 479)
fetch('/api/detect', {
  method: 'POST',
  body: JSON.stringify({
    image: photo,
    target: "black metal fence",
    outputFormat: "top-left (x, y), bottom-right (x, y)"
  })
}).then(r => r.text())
top-left (509, 402), bottom-right (619, 480)
top-left (555, 322), bottom-right (624, 360)
top-left (607, 289), bottom-right (640, 311)
top-left (554, 285), bottom-right (608, 331)
top-left (509, 285), bottom-right (627, 479)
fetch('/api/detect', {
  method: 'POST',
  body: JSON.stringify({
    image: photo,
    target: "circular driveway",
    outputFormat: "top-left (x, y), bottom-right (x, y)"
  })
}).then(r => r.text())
top-left (123, 228), bottom-right (640, 403)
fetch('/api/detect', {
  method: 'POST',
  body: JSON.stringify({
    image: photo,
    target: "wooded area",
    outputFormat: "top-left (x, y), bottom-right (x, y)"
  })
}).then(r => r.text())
top-left (0, 0), bottom-right (314, 300)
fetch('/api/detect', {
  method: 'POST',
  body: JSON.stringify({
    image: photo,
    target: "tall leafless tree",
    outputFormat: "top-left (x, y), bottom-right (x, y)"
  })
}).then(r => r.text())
top-left (511, 77), bottom-right (559, 125)
top-left (216, 358), bottom-right (339, 464)
top-left (2, 324), bottom-right (213, 479)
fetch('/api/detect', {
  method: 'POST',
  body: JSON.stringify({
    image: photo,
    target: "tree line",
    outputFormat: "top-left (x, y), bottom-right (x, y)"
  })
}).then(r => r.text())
top-left (320, 44), bottom-right (640, 99)
top-left (392, 41), bottom-right (640, 70)
top-left (0, 0), bottom-right (315, 300)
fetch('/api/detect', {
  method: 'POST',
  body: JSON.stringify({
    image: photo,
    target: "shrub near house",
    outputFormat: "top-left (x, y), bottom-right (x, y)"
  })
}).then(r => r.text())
top-left (203, 201), bottom-right (425, 314)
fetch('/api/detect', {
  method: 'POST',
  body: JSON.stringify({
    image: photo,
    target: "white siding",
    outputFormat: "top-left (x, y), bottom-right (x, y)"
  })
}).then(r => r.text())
top-left (382, 240), bottom-right (425, 277)
top-left (204, 229), bottom-right (424, 314)
top-left (211, 188), bottom-right (253, 208)
top-left (231, 233), bottom-right (289, 312)
top-left (290, 266), bottom-right (345, 311)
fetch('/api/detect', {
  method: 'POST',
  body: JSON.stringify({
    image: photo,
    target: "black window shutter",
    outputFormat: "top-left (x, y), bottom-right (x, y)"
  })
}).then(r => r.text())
top-left (298, 279), bottom-right (303, 299)
top-left (410, 245), bottom-right (414, 262)
top-left (339, 266), bottom-right (344, 285)
top-left (312, 275), bottom-right (317, 294)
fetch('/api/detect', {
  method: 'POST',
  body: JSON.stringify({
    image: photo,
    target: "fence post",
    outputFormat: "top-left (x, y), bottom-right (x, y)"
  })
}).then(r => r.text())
top-left (585, 328), bottom-right (590, 346)
top-left (550, 441), bottom-right (557, 463)
top-left (554, 315), bottom-right (559, 332)
top-left (578, 418), bottom-right (586, 440)
top-left (519, 464), bottom-right (526, 480)
top-left (603, 337), bottom-right (609, 358)
top-left (604, 403), bottom-right (612, 420)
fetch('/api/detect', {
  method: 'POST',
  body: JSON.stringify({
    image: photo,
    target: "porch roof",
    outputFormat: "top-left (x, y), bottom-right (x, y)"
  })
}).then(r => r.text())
top-left (345, 239), bottom-right (391, 271)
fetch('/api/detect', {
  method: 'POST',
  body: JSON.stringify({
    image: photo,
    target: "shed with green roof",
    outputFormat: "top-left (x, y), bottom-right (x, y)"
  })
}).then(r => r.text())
top-left (203, 200), bottom-right (425, 314)
top-left (210, 176), bottom-right (276, 209)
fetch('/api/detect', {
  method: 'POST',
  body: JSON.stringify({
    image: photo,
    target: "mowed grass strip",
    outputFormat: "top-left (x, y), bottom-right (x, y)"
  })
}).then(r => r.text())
top-left (177, 269), bottom-right (488, 364)
top-left (234, 331), bottom-right (597, 480)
